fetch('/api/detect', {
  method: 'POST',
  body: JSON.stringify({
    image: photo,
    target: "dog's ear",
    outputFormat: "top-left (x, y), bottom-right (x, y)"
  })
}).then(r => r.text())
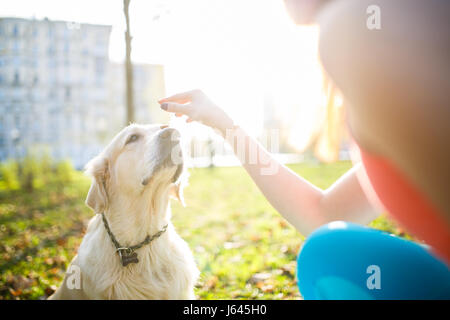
top-left (169, 181), bottom-right (185, 207)
top-left (84, 156), bottom-right (110, 213)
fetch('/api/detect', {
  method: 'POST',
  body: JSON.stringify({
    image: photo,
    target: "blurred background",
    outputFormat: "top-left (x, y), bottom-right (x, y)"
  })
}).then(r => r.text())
top-left (0, 0), bottom-right (406, 300)
top-left (0, 0), bottom-right (349, 167)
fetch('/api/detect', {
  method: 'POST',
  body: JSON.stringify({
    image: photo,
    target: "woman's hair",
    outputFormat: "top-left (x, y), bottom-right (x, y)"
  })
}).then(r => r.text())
top-left (313, 68), bottom-right (346, 163)
top-left (283, 1), bottom-right (346, 162)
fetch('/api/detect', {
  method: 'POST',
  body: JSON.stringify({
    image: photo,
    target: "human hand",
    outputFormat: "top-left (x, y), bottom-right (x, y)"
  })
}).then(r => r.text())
top-left (159, 89), bottom-right (234, 135)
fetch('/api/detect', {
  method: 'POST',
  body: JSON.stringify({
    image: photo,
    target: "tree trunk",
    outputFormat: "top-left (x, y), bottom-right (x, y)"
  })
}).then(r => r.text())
top-left (123, 0), bottom-right (134, 125)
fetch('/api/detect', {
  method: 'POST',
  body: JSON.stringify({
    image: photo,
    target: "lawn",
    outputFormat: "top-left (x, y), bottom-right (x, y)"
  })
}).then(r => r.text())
top-left (0, 161), bottom-right (406, 300)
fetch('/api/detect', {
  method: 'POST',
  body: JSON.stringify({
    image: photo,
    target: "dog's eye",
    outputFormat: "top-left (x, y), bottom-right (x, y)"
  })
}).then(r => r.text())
top-left (126, 134), bottom-right (140, 145)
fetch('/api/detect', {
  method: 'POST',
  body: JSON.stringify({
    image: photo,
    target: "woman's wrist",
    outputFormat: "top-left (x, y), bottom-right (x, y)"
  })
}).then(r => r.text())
top-left (214, 112), bottom-right (235, 137)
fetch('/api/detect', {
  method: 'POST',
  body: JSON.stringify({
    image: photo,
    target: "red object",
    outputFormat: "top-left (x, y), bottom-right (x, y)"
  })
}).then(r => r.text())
top-left (358, 147), bottom-right (450, 264)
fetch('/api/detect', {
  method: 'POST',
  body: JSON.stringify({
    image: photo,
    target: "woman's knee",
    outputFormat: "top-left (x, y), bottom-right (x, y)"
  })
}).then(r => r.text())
top-left (296, 221), bottom-right (450, 299)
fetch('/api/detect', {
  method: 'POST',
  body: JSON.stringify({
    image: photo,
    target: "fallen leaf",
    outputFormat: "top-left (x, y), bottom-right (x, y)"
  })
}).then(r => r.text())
top-left (260, 284), bottom-right (274, 293)
top-left (9, 288), bottom-right (22, 297)
top-left (45, 286), bottom-right (56, 296)
top-left (223, 241), bottom-right (244, 249)
top-left (204, 276), bottom-right (218, 290)
top-left (248, 272), bottom-right (271, 284)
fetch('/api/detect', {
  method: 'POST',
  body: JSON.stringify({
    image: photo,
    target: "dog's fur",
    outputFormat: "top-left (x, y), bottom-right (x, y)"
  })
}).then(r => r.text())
top-left (49, 124), bottom-right (199, 300)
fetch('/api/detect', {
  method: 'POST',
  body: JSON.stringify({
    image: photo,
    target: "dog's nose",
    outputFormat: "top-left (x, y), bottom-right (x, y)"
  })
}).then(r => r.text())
top-left (159, 127), bottom-right (180, 142)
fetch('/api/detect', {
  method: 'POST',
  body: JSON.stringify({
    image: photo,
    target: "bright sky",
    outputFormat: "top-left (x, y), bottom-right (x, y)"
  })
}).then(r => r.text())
top-left (1, 0), bottom-right (325, 150)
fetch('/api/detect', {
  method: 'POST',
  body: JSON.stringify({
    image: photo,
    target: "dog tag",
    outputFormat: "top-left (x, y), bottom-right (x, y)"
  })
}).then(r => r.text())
top-left (117, 249), bottom-right (139, 267)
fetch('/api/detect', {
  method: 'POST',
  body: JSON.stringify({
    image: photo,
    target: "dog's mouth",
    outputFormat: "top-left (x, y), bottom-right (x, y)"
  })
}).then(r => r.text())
top-left (141, 148), bottom-right (184, 186)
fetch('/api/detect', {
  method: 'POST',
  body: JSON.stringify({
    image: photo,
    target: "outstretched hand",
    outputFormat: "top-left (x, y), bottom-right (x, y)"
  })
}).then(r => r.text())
top-left (159, 89), bottom-right (234, 135)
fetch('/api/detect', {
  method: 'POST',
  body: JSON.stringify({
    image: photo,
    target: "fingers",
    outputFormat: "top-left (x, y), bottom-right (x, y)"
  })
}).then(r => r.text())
top-left (160, 102), bottom-right (191, 116)
top-left (159, 90), bottom-right (200, 104)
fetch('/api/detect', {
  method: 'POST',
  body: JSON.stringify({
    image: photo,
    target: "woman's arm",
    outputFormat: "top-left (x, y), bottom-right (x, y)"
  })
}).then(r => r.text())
top-left (226, 125), bottom-right (379, 235)
top-left (159, 90), bottom-right (379, 236)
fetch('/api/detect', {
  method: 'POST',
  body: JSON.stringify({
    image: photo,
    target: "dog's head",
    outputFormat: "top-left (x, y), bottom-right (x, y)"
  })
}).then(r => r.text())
top-left (84, 123), bottom-right (185, 213)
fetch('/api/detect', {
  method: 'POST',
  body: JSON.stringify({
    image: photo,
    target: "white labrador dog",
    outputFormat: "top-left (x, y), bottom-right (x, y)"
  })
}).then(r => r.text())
top-left (49, 123), bottom-right (199, 299)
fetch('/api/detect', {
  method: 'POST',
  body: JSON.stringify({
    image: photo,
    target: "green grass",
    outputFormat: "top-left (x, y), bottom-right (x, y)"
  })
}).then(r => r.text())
top-left (0, 161), bottom-right (407, 300)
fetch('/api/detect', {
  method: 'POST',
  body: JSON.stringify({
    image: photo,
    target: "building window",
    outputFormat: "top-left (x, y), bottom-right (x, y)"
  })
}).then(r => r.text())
top-left (13, 71), bottom-right (20, 86)
top-left (95, 57), bottom-right (105, 85)
top-left (65, 87), bottom-right (71, 100)
top-left (48, 89), bottom-right (56, 99)
top-left (48, 59), bottom-right (56, 68)
top-left (95, 57), bottom-right (105, 75)
top-left (14, 115), bottom-right (20, 128)
top-left (47, 45), bottom-right (55, 56)
top-left (13, 24), bottom-right (19, 37)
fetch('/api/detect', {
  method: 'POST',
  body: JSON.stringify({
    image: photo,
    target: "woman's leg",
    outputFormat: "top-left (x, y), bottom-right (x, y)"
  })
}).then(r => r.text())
top-left (297, 221), bottom-right (450, 299)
